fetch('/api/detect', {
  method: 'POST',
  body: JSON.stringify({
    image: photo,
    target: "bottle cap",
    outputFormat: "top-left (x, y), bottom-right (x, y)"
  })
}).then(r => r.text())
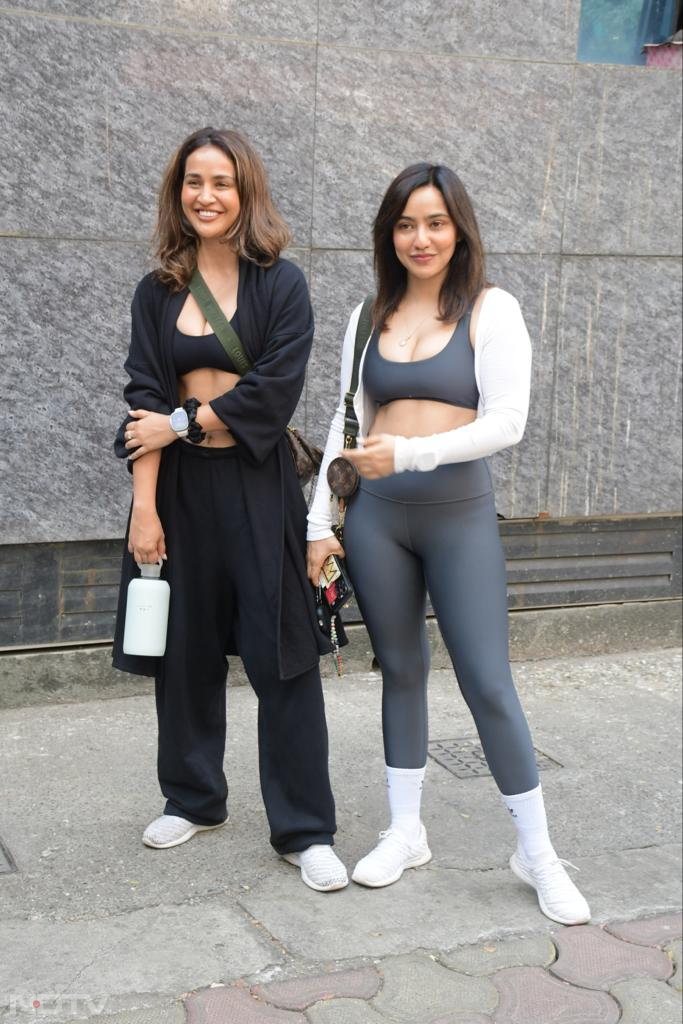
top-left (139, 561), bottom-right (163, 579)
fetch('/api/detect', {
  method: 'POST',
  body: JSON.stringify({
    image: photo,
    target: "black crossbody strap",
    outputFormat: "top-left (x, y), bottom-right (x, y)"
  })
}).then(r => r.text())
top-left (343, 295), bottom-right (374, 449)
top-left (188, 268), bottom-right (253, 376)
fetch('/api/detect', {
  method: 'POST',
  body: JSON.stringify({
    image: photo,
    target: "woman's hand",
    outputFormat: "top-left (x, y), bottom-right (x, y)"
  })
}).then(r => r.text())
top-left (128, 508), bottom-right (167, 565)
top-left (307, 536), bottom-right (345, 587)
top-left (342, 434), bottom-right (396, 479)
top-left (125, 410), bottom-right (176, 461)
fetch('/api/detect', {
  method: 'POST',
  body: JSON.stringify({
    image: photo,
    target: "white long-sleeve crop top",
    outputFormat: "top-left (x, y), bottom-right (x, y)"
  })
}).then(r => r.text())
top-left (307, 286), bottom-right (532, 541)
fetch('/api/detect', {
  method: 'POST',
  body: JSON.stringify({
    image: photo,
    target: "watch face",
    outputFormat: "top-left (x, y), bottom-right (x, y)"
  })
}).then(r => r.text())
top-left (170, 408), bottom-right (189, 432)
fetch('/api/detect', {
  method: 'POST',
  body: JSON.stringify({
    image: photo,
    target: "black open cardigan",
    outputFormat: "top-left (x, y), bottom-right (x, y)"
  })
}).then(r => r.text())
top-left (112, 256), bottom-right (331, 679)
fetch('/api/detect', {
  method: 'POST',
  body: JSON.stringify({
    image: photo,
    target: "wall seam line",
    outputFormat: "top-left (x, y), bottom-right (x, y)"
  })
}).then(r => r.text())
top-left (303, 0), bottom-right (322, 438)
top-left (4, 5), bottom-right (670, 71)
top-left (545, 60), bottom-right (580, 515)
top-left (1, 235), bottom-right (681, 260)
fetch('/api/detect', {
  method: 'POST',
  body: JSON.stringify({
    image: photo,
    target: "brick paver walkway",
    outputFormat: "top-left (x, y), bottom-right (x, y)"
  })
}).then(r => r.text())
top-left (181, 912), bottom-right (682, 1023)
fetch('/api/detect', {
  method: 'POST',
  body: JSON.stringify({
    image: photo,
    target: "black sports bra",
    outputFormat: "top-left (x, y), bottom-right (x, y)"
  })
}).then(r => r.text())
top-left (362, 308), bottom-right (479, 410)
top-left (173, 311), bottom-right (240, 376)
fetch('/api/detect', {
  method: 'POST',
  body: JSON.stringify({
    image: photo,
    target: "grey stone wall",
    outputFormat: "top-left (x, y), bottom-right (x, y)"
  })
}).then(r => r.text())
top-left (1, 1), bottom-right (681, 545)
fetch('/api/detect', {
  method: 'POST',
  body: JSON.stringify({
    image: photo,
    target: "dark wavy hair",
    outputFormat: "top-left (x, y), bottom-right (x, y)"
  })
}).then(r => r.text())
top-left (372, 163), bottom-right (487, 331)
top-left (153, 127), bottom-right (289, 290)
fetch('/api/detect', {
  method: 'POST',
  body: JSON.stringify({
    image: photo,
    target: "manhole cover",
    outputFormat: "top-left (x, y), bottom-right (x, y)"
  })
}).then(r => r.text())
top-left (0, 837), bottom-right (17, 874)
top-left (428, 737), bottom-right (562, 779)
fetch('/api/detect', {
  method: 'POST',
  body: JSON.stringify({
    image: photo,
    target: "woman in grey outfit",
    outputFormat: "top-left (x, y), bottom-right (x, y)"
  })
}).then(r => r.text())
top-left (307, 163), bottom-right (590, 925)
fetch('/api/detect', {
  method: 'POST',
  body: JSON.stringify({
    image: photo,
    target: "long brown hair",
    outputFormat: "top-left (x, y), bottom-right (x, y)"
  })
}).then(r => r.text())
top-left (154, 127), bottom-right (290, 290)
top-left (372, 163), bottom-right (487, 331)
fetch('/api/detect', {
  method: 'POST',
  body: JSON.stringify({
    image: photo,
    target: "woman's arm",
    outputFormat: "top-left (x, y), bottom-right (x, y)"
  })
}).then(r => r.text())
top-left (306, 303), bottom-right (364, 541)
top-left (114, 277), bottom-right (173, 465)
top-left (124, 402), bottom-right (228, 461)
top-left (128, 451), bottom-right (166, 563)
top-left (392, 289), bottom-right (531, 472)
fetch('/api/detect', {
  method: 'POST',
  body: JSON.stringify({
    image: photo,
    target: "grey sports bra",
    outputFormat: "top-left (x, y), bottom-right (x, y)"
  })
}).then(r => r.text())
top-left (362, 307), bottom-right (479, 410)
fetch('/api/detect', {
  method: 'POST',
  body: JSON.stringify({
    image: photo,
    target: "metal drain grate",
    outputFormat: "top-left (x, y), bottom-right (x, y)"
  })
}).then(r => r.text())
top-left (0, 837), bottom-right (17, 874)
top-left (428, 737), bottom-right (562, 779)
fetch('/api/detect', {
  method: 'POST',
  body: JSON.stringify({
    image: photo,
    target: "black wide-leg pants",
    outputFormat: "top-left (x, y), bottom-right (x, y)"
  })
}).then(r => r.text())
top-left (155, 442), bottom-right (337, 854)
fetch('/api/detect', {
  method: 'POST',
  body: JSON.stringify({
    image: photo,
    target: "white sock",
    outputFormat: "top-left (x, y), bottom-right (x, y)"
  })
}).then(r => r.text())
top-left (501, 784), bottom-right (556, 863)
top-left (386, 764), bottom-right (425, 842)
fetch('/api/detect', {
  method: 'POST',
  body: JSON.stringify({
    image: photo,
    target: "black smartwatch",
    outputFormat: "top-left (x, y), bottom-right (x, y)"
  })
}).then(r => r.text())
top-left (182, 398), bottom-right (206, 444)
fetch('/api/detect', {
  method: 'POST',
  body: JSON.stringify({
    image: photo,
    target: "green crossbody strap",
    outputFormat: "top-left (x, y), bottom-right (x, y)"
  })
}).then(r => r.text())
top-left (188, 268), bottom-right (253, 377)
top-left (343, 294), bottom-right (374, 449)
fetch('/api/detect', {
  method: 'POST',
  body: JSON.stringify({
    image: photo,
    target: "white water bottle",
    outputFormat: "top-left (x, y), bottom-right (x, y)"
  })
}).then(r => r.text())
top-left (122, 561), bottom-right (170, 656)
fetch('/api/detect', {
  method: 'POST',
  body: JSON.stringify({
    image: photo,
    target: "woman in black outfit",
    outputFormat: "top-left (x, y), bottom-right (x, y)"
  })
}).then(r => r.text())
top-left (112, 127), bottom-right (348, 892)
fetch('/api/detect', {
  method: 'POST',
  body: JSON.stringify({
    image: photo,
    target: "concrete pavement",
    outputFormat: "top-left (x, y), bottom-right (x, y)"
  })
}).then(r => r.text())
top-left (0, 647), bottom-right (681, 1023)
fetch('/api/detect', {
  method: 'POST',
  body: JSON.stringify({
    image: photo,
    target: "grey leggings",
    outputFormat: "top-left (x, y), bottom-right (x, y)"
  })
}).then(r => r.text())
top-left (343, 460), bottom-right (539, 796)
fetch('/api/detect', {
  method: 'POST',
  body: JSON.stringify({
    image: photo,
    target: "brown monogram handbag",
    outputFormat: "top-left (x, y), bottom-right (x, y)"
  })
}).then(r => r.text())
top-left (285, 426), bottom-right (322, 485)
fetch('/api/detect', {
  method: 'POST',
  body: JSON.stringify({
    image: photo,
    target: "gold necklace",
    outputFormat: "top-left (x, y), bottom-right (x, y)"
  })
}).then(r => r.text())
top-left (398, 312), bottom-right (434, 347)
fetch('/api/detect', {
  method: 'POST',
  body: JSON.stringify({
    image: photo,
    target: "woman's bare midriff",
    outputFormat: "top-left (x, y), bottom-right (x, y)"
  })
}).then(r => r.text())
top-left (178, 367), bottom-right (239, 447)
top-left (370, 399), bottom-right (476, 439)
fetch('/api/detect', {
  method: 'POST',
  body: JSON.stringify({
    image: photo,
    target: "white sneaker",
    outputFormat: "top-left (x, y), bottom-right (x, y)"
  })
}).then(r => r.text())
top-left (142, 814), bottom-right (228, 849)
top-left (282, 844), bottom-right (349, 892)
top-left (352, 825), bottom-right (432, 888)
top-left (509, 850), bottom-right (591, 925)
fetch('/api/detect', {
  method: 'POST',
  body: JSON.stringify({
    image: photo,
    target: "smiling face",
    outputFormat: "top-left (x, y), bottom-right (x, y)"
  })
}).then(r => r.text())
top-left (180, 144), bottom-right (240, 240)
top-left (392, 184), bottom-right (457, 284)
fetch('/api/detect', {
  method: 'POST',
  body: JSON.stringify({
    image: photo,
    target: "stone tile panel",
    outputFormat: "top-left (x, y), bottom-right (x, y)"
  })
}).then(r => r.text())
top-left (610, 977), bottom-right (682, 1024)
top-left (485, 255), bottom-right (560, 517)
top-left (312, 46), bottom-right (573, 253)
top-left (551, 925), bottom-right (673, 989)
top-left (547, 256), bottom-right (682, 517)
top-left (318, 0), bottom-right (582, 61)
top-left (0, 238), bottom-right (147, 544)
top-left (0, 12), bottom-right (316, 245)
top-left (563, 66), bottom-right (683, 257)
top-left (492, 966), bottom-right (620, 1024)
top-left (253, 967), bottom-right (380, 1009)
top-left (185, 985), bottom-right (306, 1024)
top-left (372, 953), bottom-right (498, 1021)
top-left (1, 1), bottom-right (318, 40)
top-left (306, 248), bottom-right (374, 446)
top-left (605, 912), bottom-right (683, 947)
top-left (441, 935), bottom-right (556, 975)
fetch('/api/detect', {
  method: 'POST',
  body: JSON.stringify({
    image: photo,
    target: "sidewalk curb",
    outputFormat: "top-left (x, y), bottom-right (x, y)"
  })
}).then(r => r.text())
top-left (1, 599), bottom-right (680, 709)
